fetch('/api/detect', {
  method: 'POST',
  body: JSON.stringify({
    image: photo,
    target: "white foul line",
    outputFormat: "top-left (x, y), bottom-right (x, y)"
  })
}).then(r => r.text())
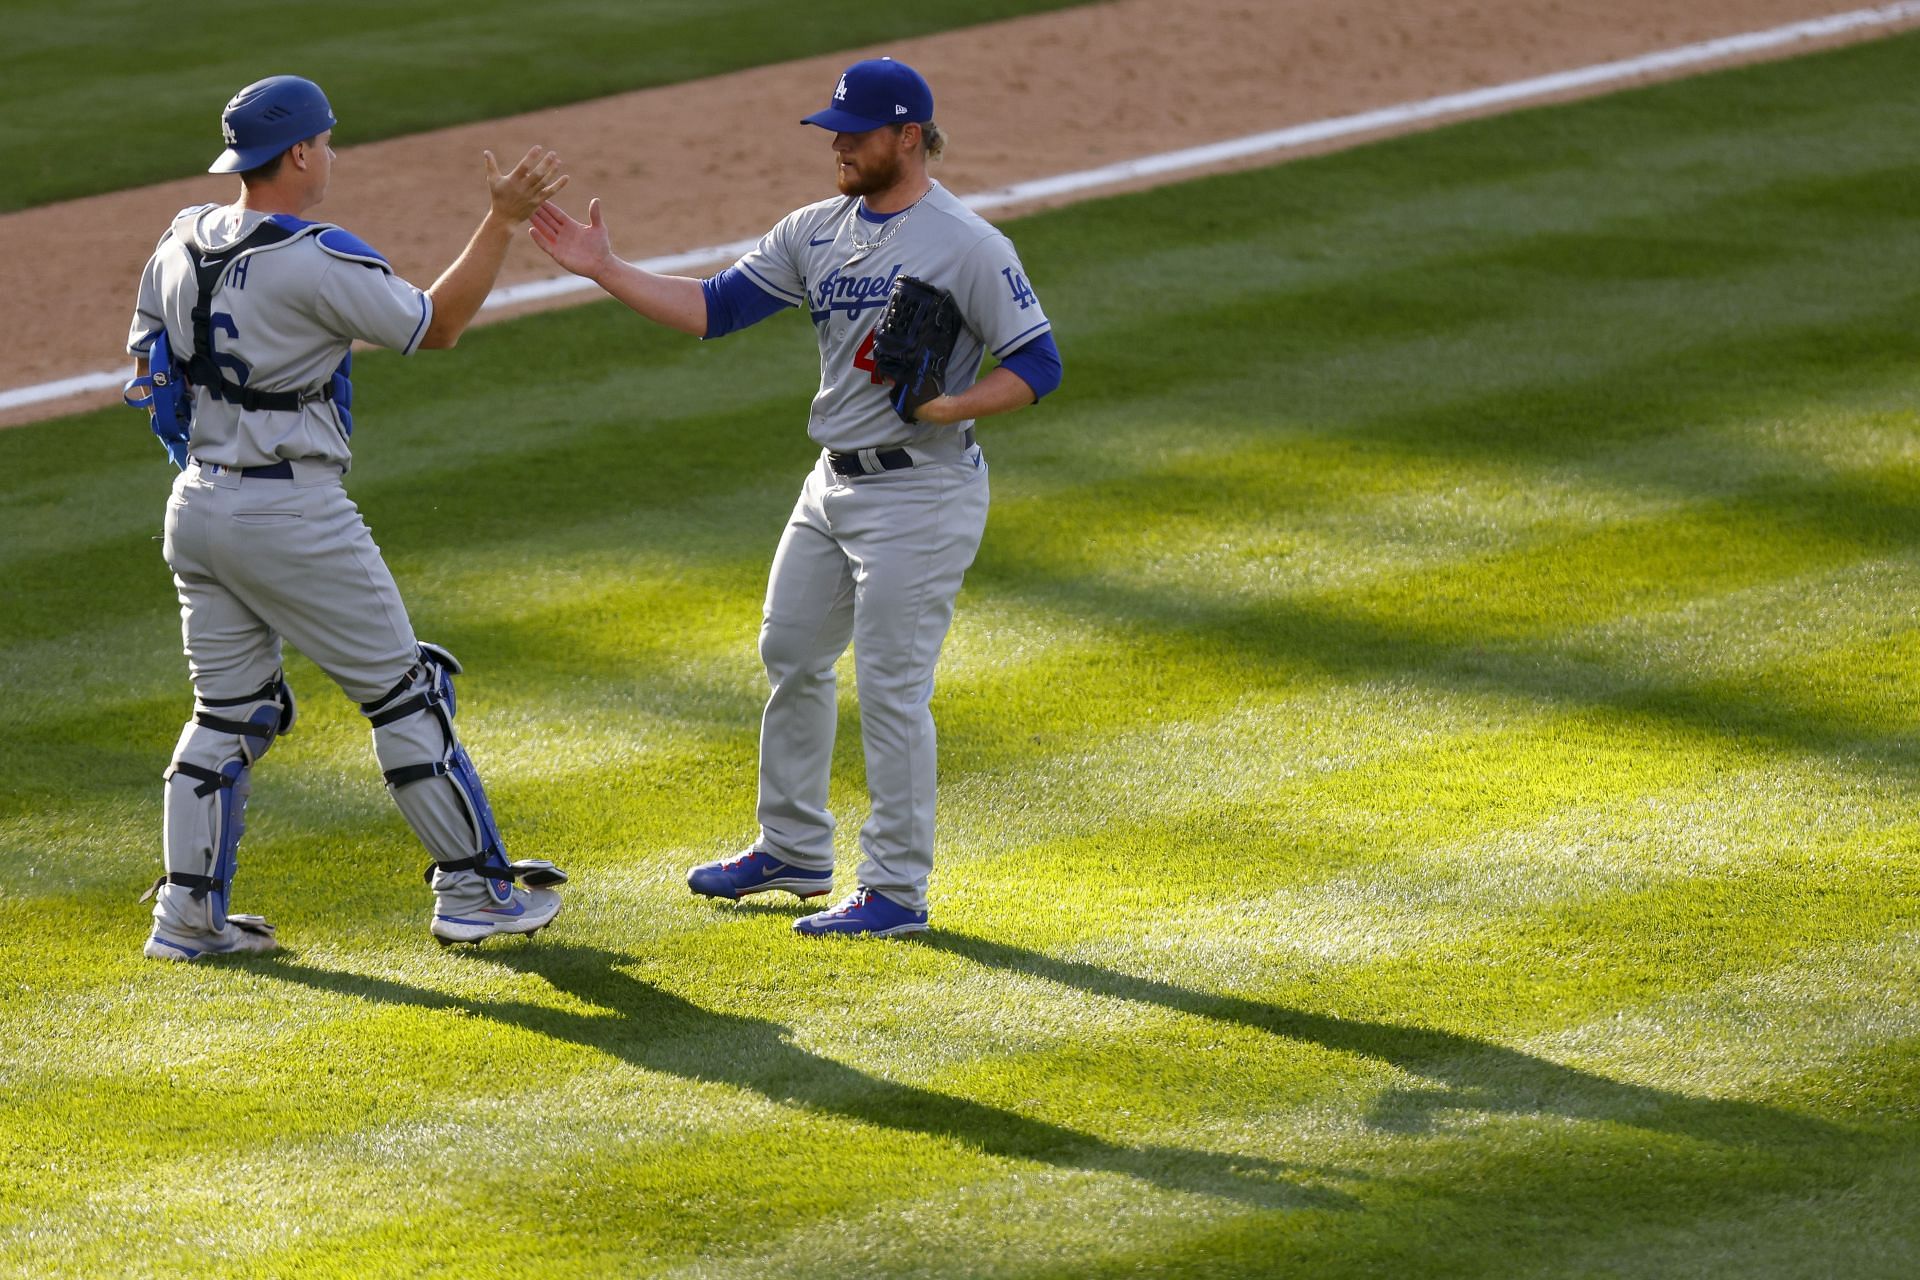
top-left (7, 1), bottom-right (1919, 416)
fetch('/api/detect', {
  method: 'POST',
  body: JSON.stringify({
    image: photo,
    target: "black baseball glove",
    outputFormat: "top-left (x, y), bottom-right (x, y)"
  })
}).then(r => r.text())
top-left (870, 274), bottom-right (964, 424)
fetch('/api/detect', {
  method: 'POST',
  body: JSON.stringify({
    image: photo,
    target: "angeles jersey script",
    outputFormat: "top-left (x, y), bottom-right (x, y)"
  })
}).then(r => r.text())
top-left (731, 182), bottom-right (1052, 454)
top-left (127, 204), bottom-right (433, 471)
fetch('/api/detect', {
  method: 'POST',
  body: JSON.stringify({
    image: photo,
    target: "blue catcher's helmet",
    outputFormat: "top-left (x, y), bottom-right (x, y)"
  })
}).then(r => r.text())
top-left (209, 76), bottom-right (335, 173)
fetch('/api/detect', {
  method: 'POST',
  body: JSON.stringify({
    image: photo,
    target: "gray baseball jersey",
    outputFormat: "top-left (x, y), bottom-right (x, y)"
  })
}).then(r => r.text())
top-left (127, 203), bottom-right (433, 471)
top-left (732, 181), bottom-right (1051, 453)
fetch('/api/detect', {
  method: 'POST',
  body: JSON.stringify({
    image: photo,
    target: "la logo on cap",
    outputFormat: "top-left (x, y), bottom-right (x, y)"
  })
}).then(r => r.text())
top-left (801, 57), bottom-right (933, 134)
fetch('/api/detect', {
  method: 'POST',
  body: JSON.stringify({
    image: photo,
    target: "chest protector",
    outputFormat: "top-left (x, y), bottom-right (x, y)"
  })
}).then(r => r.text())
top-left (125, 215), bottom-right (358, 466)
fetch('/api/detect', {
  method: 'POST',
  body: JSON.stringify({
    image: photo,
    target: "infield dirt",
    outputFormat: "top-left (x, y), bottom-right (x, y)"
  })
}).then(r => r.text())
top-left (2, 0), bottom-right (1911, 425)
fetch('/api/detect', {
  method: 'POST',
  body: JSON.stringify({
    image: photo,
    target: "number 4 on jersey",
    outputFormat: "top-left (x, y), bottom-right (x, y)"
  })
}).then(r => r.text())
top-left (854, 328), bottom-right (886, 384)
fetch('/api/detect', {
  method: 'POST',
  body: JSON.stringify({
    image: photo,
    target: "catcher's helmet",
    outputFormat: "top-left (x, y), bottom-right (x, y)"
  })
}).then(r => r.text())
top-left (209, 76), bottom-right (335, 174)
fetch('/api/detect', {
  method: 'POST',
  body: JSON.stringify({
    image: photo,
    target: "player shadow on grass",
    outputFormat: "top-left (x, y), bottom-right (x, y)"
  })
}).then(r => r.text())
top-left (922, 932), bottom-right (1856, 1152)
top-left (253, 944), bottom-right (1361, 1212)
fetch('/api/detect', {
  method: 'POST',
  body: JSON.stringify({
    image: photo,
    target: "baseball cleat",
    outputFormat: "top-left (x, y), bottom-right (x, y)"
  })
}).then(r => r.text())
top-left (144, 914), bottom-right (279, 961)
top-left (792, 886), bottom-right (928, 938)
top-left (687, 849), bottom-right (833, 901)
top-left (430, 884), bottom-right (562, 945)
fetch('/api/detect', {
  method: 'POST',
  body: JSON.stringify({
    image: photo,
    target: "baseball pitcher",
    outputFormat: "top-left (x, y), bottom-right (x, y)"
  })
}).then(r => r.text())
top-left (530, 58), bottom-right (1062, 937)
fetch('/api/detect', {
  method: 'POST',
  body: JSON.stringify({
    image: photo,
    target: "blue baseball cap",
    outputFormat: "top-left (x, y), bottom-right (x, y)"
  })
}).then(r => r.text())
top-left (801, 58), bottom-right (934, 133)
top-left (210, 76), bottom-right (336, 173)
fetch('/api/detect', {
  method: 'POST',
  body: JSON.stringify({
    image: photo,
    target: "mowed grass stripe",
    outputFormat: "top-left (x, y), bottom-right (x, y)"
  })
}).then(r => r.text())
top-left (9, 718), bottom-right (1910, 1098)
top-left (7, 35), bottom-right (1920, 1278)
top-left (11, 909), bottom-right (1904, 1258)
top-left (11, 417), bottom-right (1918, 787)
top-left (14, 416), bottom-right (1912, 818)
top-left (9, 584), bottom-right (1907, 933)
top-left (8, 914), bottom-right (1913, 1275)
top-left (4, 702), bottom-right (1900, 1094)
top-left (7, 602), bottom-right (1912, 1090)
top-left (3, 966), bottom-right (1910, 1276)
top-left (7, 553), bottom-right (1914, 978)
top-left (11, 38), bottom-right (1920, 628)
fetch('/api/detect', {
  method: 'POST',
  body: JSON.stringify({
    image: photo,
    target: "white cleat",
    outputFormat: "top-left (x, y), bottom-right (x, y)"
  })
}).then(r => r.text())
top-left (144, 914), bottom-right (279, 961)
top-left (430, 884), bottom-right (562, 946)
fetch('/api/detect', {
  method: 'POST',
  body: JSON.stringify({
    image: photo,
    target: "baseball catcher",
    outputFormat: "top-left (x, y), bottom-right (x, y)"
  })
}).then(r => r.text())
top-left (125, 75), bottom-right (573, 960)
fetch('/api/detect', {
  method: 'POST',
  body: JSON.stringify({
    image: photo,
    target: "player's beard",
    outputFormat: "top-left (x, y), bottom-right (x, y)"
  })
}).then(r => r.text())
top-left (837, 147), bottom-right (903, 199)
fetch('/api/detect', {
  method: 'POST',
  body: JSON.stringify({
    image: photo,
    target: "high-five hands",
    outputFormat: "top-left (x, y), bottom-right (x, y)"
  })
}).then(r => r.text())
top-left (484, 146), bottom-right (569, 223)
top-left (529, 198), bottom-right (615, 281)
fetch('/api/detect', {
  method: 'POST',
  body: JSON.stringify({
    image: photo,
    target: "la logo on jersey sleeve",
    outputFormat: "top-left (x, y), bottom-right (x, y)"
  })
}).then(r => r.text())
top-left (1002, 267), bottom-right (1037, 310)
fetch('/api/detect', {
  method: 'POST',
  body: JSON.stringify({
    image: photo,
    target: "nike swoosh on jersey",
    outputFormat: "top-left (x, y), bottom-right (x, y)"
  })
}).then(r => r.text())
top-left (808, 234), bottom-right (838, 246)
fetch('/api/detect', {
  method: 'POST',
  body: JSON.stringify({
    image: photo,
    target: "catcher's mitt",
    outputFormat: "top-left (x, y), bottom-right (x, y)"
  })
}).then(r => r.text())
top-left (870, 274), bottom-right (964, 425)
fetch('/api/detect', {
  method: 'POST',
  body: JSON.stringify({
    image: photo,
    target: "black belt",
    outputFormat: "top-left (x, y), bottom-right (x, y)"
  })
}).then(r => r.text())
top-left (827, 447), bottom-right (912, 476)
top-left (827, 428), bottom-right (974, 477)
top-left (192, 458), bottom-right (294, 479)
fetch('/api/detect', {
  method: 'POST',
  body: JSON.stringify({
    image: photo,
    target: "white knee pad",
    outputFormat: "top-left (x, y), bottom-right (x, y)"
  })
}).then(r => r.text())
top-left (361, 643), bottom-right (565, 900)
top-left (145, 673), bottom-right (296, 933)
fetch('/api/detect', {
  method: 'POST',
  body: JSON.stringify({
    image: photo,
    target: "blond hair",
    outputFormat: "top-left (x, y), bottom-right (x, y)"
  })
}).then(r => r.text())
top-left (893, 120), bottom-right (947, 162)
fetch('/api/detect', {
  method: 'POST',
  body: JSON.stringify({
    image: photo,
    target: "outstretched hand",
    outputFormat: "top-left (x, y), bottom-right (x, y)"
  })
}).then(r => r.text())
top-left (529, 198), bottom-right (614, 281)
top-left (484, 146), bottom-right (569, 224)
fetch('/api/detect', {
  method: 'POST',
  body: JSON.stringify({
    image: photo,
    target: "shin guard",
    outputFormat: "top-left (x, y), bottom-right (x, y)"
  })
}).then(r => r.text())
top-left (363, 644), bottom-right (565, 900)
top-left (146, 674), bottom-right (296, 933)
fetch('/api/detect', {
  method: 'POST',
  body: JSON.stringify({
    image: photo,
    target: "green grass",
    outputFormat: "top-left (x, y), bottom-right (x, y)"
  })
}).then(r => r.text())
top-left (6, 30), bottom-right (1920, 1279)
top-left (0, 0), bottom-right (1087, 211)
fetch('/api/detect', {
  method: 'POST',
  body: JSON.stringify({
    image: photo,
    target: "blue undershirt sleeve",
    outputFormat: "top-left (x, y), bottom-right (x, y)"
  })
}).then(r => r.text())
top-left (703, 266), bottom-right (793, 338)
top-left (997, 330), bottom-right (1063, 401)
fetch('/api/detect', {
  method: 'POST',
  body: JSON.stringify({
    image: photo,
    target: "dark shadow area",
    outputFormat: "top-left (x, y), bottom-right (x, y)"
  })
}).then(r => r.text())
top-left (255, 944), bottom-right (1361, 1211)
top-left (721, 897), bottom-right (821, 917)
top-left (923, 931), bottom-right (1858, 1152)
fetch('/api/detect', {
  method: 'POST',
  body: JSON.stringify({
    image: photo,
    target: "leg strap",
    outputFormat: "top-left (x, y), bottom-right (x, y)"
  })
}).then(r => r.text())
top-left (420, 857), bottom-right (568, 887)
top-left (365, 692), bottom-right (432, 730)
top-left (138, 871), bottom-right (228, 903)
top-left (198, 672), bottom-right (298, 742)
top-left (384, 761), bottom-right (450, 788)
top-left (193, 712), bottom-right (280, 739)
top-left (166, 759), bottom-right (238, 798)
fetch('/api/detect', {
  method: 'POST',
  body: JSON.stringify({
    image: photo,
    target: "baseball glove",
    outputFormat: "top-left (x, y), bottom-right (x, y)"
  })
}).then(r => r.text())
top-left (870, 275), bottom-right (964, 424)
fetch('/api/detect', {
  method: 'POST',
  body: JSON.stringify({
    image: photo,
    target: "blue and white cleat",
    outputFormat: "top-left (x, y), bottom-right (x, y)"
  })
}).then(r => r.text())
top-left (687, 848), bottom-right (833, 901)
top-left (431, 882), bottom-right (562, 945)
top-left (792, 887), bottom-right (928, 938)
top-left (144, 914), bottom-right (278, 961)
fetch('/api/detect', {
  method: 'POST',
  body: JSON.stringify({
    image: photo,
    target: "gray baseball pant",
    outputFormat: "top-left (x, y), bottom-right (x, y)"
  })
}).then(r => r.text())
top-left (755, 449), bottom-right (989, 913)
top-left (157, 460), bottom-right (488, 928)
top-left (165, 460), bottom-right (417, 704)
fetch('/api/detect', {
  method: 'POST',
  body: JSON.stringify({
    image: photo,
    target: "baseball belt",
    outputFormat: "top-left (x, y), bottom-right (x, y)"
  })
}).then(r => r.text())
top-left (827, 427), bottom-right (974, 476)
